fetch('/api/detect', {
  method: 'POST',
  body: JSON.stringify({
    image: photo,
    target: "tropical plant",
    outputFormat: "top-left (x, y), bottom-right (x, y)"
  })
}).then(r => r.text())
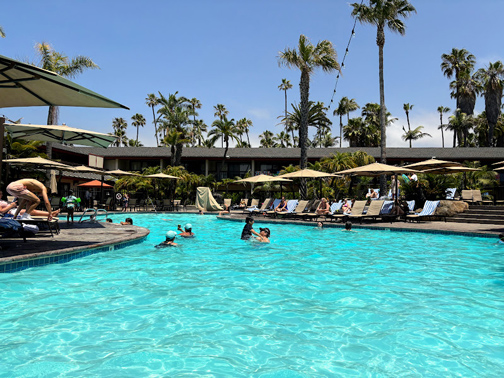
top-left (273, 131), bottom-right (292, 148)
top-left (192, 119), bottom-right (208, 147)
top-left (259, 130), bottom-right (275, 148)
top-left (278, 78), bottom-right (293, 139)
top-left (401, 125), bottom-right (431, 147)
top-left (465, 161), bottom-right (498, 190)
top-left (128, 139), bottom-right (144, 147)
top-left (236, 118), bottom-right (253, 146)
top-left (448, 111), bottom-right (474, 147)
top-left (112, 117), bottom-right (128, 147)
top-left (437, 106), bottom-right (451, 148)
top-left (441, 48), bottom-right (476, 112)
top-left (334, 97), bottom-right (359, 147)
top-left (351, 0), bottom-right (416, 193)
top-left (283, 101), bottom-right (332, 144)
top-left (208, 116), bottom-right (240, 179)
top-left (278, 34), bottom-right (340, 198)
top-left (0, 25), bottom-right (5, 38)
top-left (35, 42), bottom-right (99, 125)
top-left (403, 103), bottom-right (413, 135)
top-left (163, 129), bottom-right (189, 166)
top-left (146, 93), bottom-right (160, 146)
top-left (475, 61), bottom-right (504, 146)
top-left (131, 113), bottom-right (146, 145)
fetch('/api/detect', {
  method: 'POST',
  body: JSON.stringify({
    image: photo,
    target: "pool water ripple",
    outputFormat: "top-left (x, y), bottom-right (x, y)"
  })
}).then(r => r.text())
top-left (1, 213), bottom-right (504, 377)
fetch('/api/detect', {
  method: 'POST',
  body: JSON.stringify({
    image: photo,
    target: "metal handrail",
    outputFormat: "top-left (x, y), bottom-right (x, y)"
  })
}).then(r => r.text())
top-left (78, 208), bottom-right (108, 223)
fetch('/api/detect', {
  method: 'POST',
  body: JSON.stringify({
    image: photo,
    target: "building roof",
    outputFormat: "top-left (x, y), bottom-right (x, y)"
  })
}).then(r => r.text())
top-left (52, 144), bottom-right (504, 162)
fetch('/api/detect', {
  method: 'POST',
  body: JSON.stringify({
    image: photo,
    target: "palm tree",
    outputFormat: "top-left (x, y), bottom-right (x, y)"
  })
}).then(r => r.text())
top-left (279, 34), bottom-right (340, 199)
top-left (192, 119), bottom-right (208, 147)
top-left (131, 113), bottom-right (146, 145)
top-left (343, 117), bottom-right (364, 147)
top-left (0, 26), bottom-right (5, 38)
top-left (163, 129), bottom-right (189, 166)
top-left (35, 42), bottom-right (99, 125)
top-left (146, 93), bottom-right (160, 147)
top-left (448, 112), bottom-right (474, 147)
top-left (236, 118), bottom-right (253, 146)
top-left (208, 117), bottom-right (240, 179)
top-left (213, 104), bottom-right (229, 147)
top-left (351, 0), bottom-right (416, 193)
top-left (334, 97), bottom-right (359, 147)
top-left (259, 130), bottom-right (275, 148)
top-left (450, 71), bottom-right (480, 145)
top-left (112, 117), bottom-right (128, 147)
top-left (128, 139), bottom-right (144, 147)
top-left (441, 48), bottom-right (476, 112)
top-left (437, 106), bottom-right (451, 148)
top-left (403, 103), bottom-right (413, 134)
top-left (274, 131), bottom-right (292, 148)
top-left (284, 101), bottom-right (332, 144)
top-left (278, 78), bottom-right (293, 138)
top-left (402, 125), bottom-right (431, 147)
top-left (475, 61), bottom-right (504, 146)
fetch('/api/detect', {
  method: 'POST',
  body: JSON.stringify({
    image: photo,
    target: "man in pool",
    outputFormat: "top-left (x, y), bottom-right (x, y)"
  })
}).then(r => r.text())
top-left (178, 223), bottom-right (194, 237)
top-left (121, 217), bottom-right (133, 225)
top-left (255, 227), bottom-right (270, 243)
top-left (241, 216), bottom-right (261, 240)
top-left (156, 230), bottom-right (178, 247)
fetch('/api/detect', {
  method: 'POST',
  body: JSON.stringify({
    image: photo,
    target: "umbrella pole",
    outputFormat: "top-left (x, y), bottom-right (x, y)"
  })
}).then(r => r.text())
top-left (100, 175), bottom-right (104, 208)
top-left (0, 118), bottom-right (4, 187)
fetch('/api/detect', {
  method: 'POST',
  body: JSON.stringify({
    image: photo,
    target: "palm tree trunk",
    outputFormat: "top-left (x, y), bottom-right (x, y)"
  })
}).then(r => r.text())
top-left (440, 114), bottom-right (445, 148)
top-left (377, 28), bottom-right (387, 195)
top-left (246, 131), bottom-right (250, 146)
top-left (136, 126), bottom-right (139, 144)
top-left (174, 142), bottom-right (183, 166)
top-left (284, 89), bottom-right (288, 135)
top-left (151, 106), bottom-right (159, 147)
top-left (299, 69), bottom-right (310, 199)
top-left (339, 115), bottom-right (343, 148)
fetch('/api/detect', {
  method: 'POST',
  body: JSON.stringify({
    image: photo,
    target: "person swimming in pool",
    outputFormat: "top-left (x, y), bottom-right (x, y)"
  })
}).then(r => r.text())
top-left (241, 216), bottom-right (261, 240)
top-left (255, 227), bottom-right (270, 243)
top-left (156, 230), bottom-right (178, 247)
top-left (178, 223), bottom-right (194, 237)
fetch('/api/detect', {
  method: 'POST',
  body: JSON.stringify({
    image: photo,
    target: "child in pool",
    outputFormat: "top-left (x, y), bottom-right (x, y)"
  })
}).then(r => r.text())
top-left (156, 230), bottom-right (178, 247)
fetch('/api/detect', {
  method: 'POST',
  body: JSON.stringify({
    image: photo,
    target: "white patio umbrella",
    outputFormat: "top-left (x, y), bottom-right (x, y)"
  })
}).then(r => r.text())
top-left (235, 174), bottom-right (293, 196)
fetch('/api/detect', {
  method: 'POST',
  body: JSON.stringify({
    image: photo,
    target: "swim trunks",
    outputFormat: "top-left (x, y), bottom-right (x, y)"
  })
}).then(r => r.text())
top-left (6, 182), bottom-right (30, 198)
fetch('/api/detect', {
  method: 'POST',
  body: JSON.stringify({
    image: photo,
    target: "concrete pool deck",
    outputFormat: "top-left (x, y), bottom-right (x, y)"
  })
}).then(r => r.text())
top-left (1, 210), bottom-right (503, 266)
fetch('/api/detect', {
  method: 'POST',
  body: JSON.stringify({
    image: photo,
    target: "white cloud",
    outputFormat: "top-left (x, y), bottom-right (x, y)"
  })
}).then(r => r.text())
top-left (247, 108), bottom-right (272, 120)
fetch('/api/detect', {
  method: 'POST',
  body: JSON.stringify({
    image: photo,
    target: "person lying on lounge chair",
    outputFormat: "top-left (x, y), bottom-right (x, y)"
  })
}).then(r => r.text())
top-left (366, 189), bottom-right (378, 199)
top-left (275, 197), bottom-right (288, 212)
top-left (0, 191), bottom-right (60, 218)
top-left (316, 198), bottom-right (331, 215)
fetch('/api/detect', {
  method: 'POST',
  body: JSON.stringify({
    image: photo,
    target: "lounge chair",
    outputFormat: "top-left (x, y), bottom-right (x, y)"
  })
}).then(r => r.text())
top-left (323, 201), bottom-right (343, 221)
top-left (244, 199), bottom-right (260, 213)
top-left (300, 200), bottom-right (331, 221)
top-left (128, 198), bottom-right (137, 211)
top-left (461, 190), bottom-right (473, 203)
top-left (264, 199), bottom-right (281, 217)
top-left (472, 189), bottom-right (483, 205)
top-left (50, 197), bottom-right (61, 211)
top-left (446, 188), bottom-right (457, 200)
top-left (273, 199), bottom-right (299, 218)
top-left (351, 200), bottom-right (384, 223)
top-left (284, 200), bottom-right (309, 219)
top-left (406, 200), bottom-right (442, 222)
top-left (251, 198), bottom-right (272, 215)
top-left (406, 200), bottom-right (416, 213)
top-left (173, 199), bottom-right (181, 211)
top-left (347, 200), bottom-right (367, 220)
top-left (224, 199), bottom-right (232, 208)
top-left (19, 216), bottom-right (60, 237)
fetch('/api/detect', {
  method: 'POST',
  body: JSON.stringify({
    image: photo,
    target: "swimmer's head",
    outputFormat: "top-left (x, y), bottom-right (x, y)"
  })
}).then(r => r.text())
top-left (184, 223), bottom-right (192, 232)
top-left (499, 234), bottom-right (504, 241)
top-left (125, 218), bottom-right (133, 225)
top-left (345, 221), bottom-right (352, 230)
top-left (259, 227), bottom-right (270, 237)
top-left (246, 216), bottom-right (254, 224)
top-left (166, 230), bottom-right (177, 241)
top-left (317, 222), bottom-right (323, 228)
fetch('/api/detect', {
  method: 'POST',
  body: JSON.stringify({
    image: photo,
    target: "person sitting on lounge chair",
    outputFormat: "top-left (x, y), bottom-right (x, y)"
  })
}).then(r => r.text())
top-left (275, 197), bottom-right (288, 212)
top-left (316, 198), bottom-right (331, 215)
top-left (366, 189), bottom-right (378, 199)
top-left (342, 199), bottom-right (352, 215)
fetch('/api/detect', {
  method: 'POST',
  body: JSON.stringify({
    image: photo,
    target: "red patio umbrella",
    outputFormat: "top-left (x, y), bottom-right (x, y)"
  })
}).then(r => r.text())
top-left (78, 180), bottom-right (113, 188)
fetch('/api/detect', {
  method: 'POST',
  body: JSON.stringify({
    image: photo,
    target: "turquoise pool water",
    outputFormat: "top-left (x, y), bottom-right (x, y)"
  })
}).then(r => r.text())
top-left (1, 214), bottom-right (503, 377)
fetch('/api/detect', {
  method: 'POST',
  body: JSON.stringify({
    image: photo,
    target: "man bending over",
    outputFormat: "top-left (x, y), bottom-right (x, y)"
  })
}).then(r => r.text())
top-left (6, 179), bottom-right (53, 221)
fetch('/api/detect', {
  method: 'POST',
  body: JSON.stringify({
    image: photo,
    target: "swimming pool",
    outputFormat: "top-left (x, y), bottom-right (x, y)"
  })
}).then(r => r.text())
top-left (1, 213), bottom-right (503, 377)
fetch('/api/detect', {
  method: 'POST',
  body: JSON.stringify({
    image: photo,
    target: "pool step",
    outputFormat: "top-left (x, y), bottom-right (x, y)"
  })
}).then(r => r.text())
top-left (446, 205), bottom-right (504, 225)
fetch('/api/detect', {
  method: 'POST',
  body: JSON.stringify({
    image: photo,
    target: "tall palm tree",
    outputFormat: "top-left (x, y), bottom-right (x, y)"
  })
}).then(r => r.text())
top-left (236, 118), bottom-right (253, 146)
top-left (448, 112), bottom-right (474, 147)
top-left (163, 129), bottom-right (189, 166)
top-left (278, 78), bottom-right (293, 138)
top-left (334, 97), bottom-right (359, 147)
top-left (437, 106), bottom-right (451, 148)
top-left (35, 42), bottom-right (99, 125)
top-left (343, 117), bottom-right (364, 147)
top-left (274, 131), bottom-right (292, 148)
top-left (259, 130), bottom-right (275, 148)
top-left (213, 104), bottom-right (229, 147)
top-left (402, 125), bottom-right (431, 147)
top-left (476, 61), bottom-right (504, 146)
top-left (279, 34), bottom-right (340, 199)
top-left (112, 117), bottom-right (128, 147)
top-left (351, 0), bottom-right (416, 193)
top-left (146, 93), bottom-right (160, 147)
top-left (450, 71), bottom-right (480, 145)
top-left (192, 119), bottom-right (208, 147)
top-left (403, 103), bottom-right (413, 134)
top-left (441, 48), bottom-right (476, 112)
top-left (208, 116), bottom-right (240, 179)
top-left (131, 113), bottom-right (146, 145)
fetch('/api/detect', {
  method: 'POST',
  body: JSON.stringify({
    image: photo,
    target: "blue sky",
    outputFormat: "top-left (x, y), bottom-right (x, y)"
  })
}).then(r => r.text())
top-left (1, 0), bottom-right (503, 148)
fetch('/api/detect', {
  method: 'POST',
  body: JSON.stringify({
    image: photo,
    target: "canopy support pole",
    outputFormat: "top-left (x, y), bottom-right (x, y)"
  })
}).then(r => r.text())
top-left (0, 117), bottom-right (4, 187)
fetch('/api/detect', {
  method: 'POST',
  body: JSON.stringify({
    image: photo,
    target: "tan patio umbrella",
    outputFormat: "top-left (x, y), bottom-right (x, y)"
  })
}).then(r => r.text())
top-left (2, 156), bottom-right (71, 169)
top-left (4, 123), bottom-right (117, 148)
top-left (493, 166), bottom-right (504, 171)
top-left (277, 169), bottom-right (340, 198)
top-left (106, 169), bottom-right (141, 176)
top-left (422, 166), bottom-right (480, 174)
top-left (235, 174), bottom-right (293, 196)
top-left (144, 173), bottom-right (179, 179)
top-left (336, 162), bottom-right (420, 201)
top-left (402, 158), bottom-right (462, 171)
top-left (70, 165), bottom-right (107, 174)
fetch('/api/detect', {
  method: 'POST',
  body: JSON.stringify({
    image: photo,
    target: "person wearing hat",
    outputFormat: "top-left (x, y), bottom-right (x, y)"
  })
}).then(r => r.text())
top-left (178, 223), bottom-right (194, 237)
top-left (156, 230), bottom-right (178, 247)
top-left (256, 227), bottom-right (270, 243)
